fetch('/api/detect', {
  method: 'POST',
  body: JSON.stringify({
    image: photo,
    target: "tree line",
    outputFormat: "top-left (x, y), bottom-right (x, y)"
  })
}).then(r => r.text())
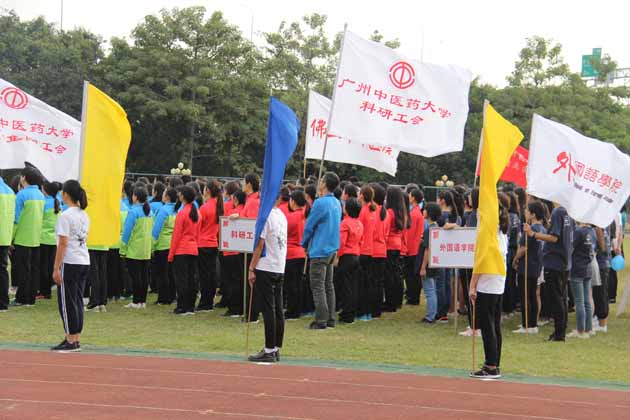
top-left (1, 7), bottom-right (629, 185)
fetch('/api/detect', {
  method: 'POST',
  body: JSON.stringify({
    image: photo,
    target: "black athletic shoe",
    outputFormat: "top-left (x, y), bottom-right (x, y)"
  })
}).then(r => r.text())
top-left (248, 349), bottom-right (277, 363)
top-left (308, 321), bottom-right (327, 330)
top-left (173, 308), bottom-right (186, 315)
top-left (195, 305), bottom-right (214, 313)
top-left (326, 320), bottom-right (336, 329)
top-left (51, 340), bottom-right (81, 353)
top-left (275, 350), bottom-right (281, 362)
top-left (421, 317), bottom-right (436, 324)
top-left (469, 366), bottom-right (501, 379)
top-left (222, 310), bottom-right (241, 318)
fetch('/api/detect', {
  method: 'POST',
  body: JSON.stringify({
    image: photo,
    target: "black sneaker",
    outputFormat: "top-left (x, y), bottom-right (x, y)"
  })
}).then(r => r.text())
top-left (195, 305), bottom-right (214, 313)
top-left (275, 350), bottom-right (280, 362)
top-left (51, 340), bottom-right (81, 353)
top-left (469, 366), bottom-right (501, 379)
top-left (173, 308), bottom-right (186, 315)
top-left (421, 317), bottom-right (435, 324)
top-left (308, 321), bottom-right (327, 330)
top-left (248, 349), bottom-right (277, 363)
top-left (50, 339), bottom-right (68, 351)
top-left (326, 320), bottom-right (336, 329)
top-left (9, 300), bottom-right (24, 307)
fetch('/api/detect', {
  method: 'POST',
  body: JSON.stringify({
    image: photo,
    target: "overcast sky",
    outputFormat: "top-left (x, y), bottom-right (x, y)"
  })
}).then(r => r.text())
top-left (4, 0), bottom-right (629, 87)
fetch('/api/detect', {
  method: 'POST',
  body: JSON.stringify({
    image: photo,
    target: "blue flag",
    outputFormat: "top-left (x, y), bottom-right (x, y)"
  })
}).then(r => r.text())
top-left (254, 97), bottom-right (299, 253)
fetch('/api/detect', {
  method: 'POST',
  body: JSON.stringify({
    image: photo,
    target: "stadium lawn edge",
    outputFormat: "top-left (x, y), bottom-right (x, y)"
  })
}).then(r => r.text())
top-left (2, 342), bottom-right (628, 393)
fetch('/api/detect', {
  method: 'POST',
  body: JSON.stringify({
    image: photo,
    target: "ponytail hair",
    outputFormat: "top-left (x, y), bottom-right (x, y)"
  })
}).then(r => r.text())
top-left (370, 183), bottom-right (387, 221)
top-left (179, 186), bottom-right (199, 223)
top-left (133, 186), bottom-right (151, 216)
top-left (44, 181), bottom-right (62, 213)
top-left (290, 189), bottom-right (310, 218)
top-left (360, 185), bottom-right (376, 212)
top-left (62, 180), bottom-right (88, 210)
top-left (164, 188), bottom-right (178, 204)
top-left (207, 179), bottom-right (224, 224)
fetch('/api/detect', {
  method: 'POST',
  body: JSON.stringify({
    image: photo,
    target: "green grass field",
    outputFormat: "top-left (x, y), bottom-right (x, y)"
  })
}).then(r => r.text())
top-left (2, 238), bottom-right (629, 384)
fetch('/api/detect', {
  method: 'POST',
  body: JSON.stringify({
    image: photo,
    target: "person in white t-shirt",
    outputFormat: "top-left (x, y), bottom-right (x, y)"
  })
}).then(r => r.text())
top-left (50, 180), bottom-right (91, 353)
top-left (247, 200), bottom-right (288, 363)
top-left (469, 208), bottom-right (509, 380)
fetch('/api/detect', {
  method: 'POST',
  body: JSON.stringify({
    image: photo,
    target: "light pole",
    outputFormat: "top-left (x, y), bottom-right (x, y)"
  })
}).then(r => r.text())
top-left (60, 0), bottom-right (64, 31)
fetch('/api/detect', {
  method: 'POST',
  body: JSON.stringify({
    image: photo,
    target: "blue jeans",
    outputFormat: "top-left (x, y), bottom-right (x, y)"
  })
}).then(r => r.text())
top-left (436, 269), bottom-right (450, 318)
top-left (570, 278), bottom-right (592, 332)
top-left (423, 277), bottom-right (437, 321)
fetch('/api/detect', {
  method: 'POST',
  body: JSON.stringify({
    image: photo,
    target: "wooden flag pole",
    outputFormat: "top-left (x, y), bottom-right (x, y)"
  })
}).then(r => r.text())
top-left (316, 23), bottom-right (348, 192)
top-left (245, 280), bottom-right (255, 359)
top-left (524, 237), bottom-right (529, 335)
top-left (471, 299), bottom-right (476, 373)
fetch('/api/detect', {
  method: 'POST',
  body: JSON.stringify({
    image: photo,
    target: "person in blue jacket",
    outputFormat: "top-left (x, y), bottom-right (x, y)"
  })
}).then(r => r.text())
top-left (152, 188), bottom-right (177, 305)
top-left (302, 172), bottom-right (342, 330)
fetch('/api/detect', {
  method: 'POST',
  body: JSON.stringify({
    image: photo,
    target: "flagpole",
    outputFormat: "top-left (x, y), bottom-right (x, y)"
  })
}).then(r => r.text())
top-left (316, 23), bottom-right (348, 192)
top-left (473, 100), bottom-right (489, 189)
top-left (78, 81), bottom-right (89, 182)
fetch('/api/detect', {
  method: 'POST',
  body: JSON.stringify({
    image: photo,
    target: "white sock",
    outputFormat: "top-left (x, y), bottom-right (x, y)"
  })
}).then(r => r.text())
top-left (264, 348), bottom-right (275, 354)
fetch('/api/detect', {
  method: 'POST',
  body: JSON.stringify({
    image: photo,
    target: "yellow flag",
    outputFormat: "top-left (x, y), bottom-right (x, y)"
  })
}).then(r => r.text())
top-left (473, 102), bottom-right (523, 275)
top-left (80, 82), bottom-right (131, 247)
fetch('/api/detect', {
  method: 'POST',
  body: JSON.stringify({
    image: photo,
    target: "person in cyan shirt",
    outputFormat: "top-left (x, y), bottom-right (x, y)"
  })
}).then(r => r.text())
top-left (39, 182), bottom-right (62, 300)
top-left (302, 172), bottom-right (342, 330)
top-left (12, 167), bottom-right (45, 306)
top-left (151, 188), bottom-right (177, 305)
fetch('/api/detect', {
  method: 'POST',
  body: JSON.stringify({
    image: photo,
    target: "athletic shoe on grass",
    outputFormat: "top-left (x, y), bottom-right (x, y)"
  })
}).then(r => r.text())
top-left (308, 321), bottom-right (327, 330)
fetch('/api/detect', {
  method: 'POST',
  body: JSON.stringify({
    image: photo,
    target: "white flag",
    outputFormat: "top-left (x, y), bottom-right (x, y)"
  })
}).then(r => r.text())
top-left (527, 114), bottom-right (630, 228)
top-left (305, 91), bottom-right (399, 176)
top-left (327, 31), bottom-right (472, 157)
top-left (0, 78), bottom-right (81, 182)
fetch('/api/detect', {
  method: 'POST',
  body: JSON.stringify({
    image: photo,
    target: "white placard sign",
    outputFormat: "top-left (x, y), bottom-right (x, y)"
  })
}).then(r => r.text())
top-left (428, 228), bottom-right (478, 269)
top-left (219, 217), bottom-right (256, 253)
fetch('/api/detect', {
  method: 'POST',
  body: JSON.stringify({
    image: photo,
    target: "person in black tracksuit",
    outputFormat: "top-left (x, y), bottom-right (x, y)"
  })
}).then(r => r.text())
top-left (51, 180), bottom-right (91, 353)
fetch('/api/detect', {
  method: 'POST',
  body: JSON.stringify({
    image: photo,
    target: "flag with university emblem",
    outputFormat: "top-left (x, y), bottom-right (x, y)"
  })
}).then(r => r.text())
top-left (305, 91), bottom-right (400, 176)
top-left (327, 31), bottom-right (473, 157)
top-left (0, 78), bottom-right (81, 181)
top-left (527, 114), bottom-right (630, 228)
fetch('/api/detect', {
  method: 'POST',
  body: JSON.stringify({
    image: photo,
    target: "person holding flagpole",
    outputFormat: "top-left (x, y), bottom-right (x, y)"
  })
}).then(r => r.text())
top-left (247, 196), bottom-right (288, 362)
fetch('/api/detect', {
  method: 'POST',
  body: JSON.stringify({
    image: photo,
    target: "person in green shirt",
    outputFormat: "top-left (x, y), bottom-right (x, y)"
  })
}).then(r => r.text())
top-left (107, 196), bottom-right (128, 301)
top-left (121, 185), bottom-right (153, 308)
top-left (12, 167), bottom-right (45, 306)
top-left (0, 176), bottom-right (16, 312)
top-left (38, 182), bottom-right (62, 299)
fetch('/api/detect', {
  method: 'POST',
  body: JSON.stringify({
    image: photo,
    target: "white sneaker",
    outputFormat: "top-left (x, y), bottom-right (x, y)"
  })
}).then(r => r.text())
top-left (83, 298), bottom-right (89, 306)
top-left (125, 303), bottom-right (140, 309)
top-left (567, 330), bottom-right (590, 339)
top-left (596, 325), bottom-right (608, 333)
top-left (459, 327), bottom-right (473, 336)
top-left (538, 319), bottom-right (550, 326)
top-left (99, 305), bottom-right (107, 313)
top-left (512, 327), bottom-right (528, 334)
top-left (140, 303), bottom-right (146, 309)
top-left (527, 327), bottom-right (539, 334)
top-left (588, 330), bottom-right (597, 336)
top-left (473, 329), bottom-right (481, 337)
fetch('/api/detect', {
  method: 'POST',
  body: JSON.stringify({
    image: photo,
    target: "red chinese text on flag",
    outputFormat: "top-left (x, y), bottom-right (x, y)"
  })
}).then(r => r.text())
top-left (476, 145), bottom-right (529, 188)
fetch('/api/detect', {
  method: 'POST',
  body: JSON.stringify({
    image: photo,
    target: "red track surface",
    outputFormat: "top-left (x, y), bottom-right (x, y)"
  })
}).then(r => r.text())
top-left (1, 349), bottom-right (628, 420)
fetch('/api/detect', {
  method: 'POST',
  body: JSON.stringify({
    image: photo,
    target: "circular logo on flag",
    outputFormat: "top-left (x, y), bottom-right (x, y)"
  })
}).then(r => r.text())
top-left (388, 61), bottom-right (415, 90)
top-left (1, 87), bottom-right (29, 109)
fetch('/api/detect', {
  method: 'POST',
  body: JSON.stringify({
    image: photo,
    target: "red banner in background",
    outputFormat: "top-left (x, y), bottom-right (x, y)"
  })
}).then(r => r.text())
top-left (477, 145), bottom-right (528, 188)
